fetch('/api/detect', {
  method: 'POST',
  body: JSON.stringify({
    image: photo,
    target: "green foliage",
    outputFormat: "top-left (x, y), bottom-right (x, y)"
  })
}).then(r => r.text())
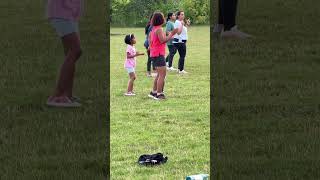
top-left (111, 0), bottom-right (209, 26)
top-left (181, 0), bottom-right (209, 24)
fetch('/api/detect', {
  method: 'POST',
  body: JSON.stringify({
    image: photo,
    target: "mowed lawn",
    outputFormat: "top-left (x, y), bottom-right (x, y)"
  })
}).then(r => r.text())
top-left (0, 1), bottom-right (107, 179)
top-left (110, 26), bottom-right (210, 179)
top-left (213, 0), bottom-right (320, 179)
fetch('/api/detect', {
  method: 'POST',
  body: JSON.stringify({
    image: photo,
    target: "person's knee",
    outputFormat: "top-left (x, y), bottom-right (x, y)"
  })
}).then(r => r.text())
top-left (69, 46), bottom-right (82, 59)
top-left (159, 70), bottom-right (166, 78)
top-left (74, 48), bottom-right (82, 59)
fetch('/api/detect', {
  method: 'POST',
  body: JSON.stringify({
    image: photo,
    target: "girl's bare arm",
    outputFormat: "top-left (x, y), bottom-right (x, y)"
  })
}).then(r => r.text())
top-left (127, 52), bottom-right (144, 58)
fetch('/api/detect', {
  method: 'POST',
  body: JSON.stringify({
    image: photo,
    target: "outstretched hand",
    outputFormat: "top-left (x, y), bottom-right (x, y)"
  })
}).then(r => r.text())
top-left (186, 19), bottom-right (191, 26)
top-left (136, 51), bottom-right (145, 56)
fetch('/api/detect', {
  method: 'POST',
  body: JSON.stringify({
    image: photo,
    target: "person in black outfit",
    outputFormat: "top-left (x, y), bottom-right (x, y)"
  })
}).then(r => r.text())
top-left (213, 0), bottom-right (252, 39)
top-left (144, 14), bottom-right (156, 77)
top-left (173, 11), bottom-right (189, 74)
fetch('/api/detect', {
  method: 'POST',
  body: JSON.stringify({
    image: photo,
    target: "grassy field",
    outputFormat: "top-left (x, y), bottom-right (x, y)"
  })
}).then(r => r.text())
top-left (110, 26), bottom-right (210, 179)
top-left (212, 0), bottom-right (320, 179)
top-left (0, 1), bottom-right (107, 179)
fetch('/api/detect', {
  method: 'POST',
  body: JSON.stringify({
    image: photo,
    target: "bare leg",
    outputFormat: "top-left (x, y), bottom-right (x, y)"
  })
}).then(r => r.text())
top-left (127, 72), bottom-right (136, 92)
top-left (153, 73), bottom-right (159, 92)
top-left (54, 32), bottom-right (82, 97)
top-left (156, 66), bottom-right (166, 94)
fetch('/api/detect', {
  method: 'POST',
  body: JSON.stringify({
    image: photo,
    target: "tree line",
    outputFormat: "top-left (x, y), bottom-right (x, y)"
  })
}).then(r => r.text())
top-left (111, 0), bottom-right (209, 26)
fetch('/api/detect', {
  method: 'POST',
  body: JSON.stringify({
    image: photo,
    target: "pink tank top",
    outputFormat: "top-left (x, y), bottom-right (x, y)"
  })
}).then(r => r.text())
top-left (149, 25), bottom-right (166, 57)
top-left (47, 0), bottom-right (83, 21)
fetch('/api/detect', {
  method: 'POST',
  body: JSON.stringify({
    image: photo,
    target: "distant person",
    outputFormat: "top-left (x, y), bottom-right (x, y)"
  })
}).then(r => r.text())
top-left (46, 0), bottom-right (83, 107)
top-left (165, 12), bottom-right (177, 71)
top-left (213, 0), bottom-right (252, 39)
top-left (148, 12), bottom-right (178, 100)
top-left (124, 34), bottom-right (145, 96)
top-left (173, 10), bottom-right (189, 74)
top-left (144, 14), bottom-right (156, 77)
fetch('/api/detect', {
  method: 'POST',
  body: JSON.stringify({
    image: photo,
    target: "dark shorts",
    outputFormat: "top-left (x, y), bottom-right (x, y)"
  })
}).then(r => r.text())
top-left (150, 55), bottom-right (166, 67)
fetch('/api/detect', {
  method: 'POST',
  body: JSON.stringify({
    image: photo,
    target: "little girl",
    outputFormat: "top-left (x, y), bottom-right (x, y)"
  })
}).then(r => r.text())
top-left (124, 34), bottom-right (144, 96)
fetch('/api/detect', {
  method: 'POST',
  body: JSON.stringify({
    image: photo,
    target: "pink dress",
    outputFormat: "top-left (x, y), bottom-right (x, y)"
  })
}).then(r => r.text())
top-left (149, 25), bottom-right (166, 57)
top-left (124, 45), bottom-right (136, 68)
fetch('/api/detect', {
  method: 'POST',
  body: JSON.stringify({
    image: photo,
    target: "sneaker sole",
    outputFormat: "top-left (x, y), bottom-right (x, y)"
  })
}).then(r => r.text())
top-left (148, 94), bottom-right (155, 98)
top-left (153, 96), bottom-right (166, 100)
top-left (124, 94), bottom-right (136, 96)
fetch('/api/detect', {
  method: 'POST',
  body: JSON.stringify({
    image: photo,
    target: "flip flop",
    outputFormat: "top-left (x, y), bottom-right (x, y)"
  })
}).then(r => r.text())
top-left (70, 96), bottom-right (81, 102)
top-left (46, 96), bottom-right (82, 108)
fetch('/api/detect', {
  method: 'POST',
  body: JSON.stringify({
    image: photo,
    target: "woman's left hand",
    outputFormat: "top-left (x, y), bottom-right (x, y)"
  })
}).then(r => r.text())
top-left (186, 19), bottom-right (191, 26)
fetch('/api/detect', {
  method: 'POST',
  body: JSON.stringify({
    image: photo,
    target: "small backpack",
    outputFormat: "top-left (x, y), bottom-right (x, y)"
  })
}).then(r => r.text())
top-left (138, 153), bottom-right (168, 166)
top-left (144, 25), bottom-right (153, 49)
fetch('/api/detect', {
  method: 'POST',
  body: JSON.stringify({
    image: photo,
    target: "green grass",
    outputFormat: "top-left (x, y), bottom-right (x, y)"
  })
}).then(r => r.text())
top-left (212, 0), bottom-right (320, 179)
top-left (111, 26), bottom-right (210, 179)
top-left (0, 1), bottom-right (107, 179)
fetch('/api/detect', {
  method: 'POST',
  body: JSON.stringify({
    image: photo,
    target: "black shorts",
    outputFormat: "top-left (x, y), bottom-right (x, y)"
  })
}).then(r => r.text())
top-left (150, 55), bottom-right (166, 67)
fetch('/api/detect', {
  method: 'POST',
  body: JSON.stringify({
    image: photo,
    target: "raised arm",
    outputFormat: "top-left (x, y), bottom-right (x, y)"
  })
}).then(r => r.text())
top-left (176, 21), bottom-right (183, 35)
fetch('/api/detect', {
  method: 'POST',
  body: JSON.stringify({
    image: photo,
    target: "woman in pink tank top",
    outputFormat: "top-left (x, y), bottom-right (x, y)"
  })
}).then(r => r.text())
top-left (147, 12), bottom-right (179, 100)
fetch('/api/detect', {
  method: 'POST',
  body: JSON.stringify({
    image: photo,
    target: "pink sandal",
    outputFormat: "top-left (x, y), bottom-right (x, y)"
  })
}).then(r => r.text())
top-left (46, 96), bottom-right (81, 107)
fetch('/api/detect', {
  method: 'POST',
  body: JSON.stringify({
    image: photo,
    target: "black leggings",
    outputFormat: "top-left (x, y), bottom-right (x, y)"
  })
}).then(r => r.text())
top-left (218, 0), bottom-right (238, 30)
top-left (147, 50), bottom-right (155, 72)
top-left (174, 43), bottom-right (187, 71)
top-left (165, 45), bottom-right (177, 67)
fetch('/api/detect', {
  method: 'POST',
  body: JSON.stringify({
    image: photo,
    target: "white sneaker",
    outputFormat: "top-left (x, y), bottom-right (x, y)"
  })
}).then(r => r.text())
top-left (124, 92), bottom-right (136, 96)
top-left (151, 73), bottom-right (157, 77)
top-left (178, 70), bottom-right (188, 74)
top-left (169, 67), bottom-right (176, 71)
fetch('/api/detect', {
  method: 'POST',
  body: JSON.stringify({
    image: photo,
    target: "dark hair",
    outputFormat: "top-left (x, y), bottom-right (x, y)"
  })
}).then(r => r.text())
top-left (151, 12), bottom-right (165, 26)
top-left (149, 13), bottom-right (154, 21)
top-left (124, 34), bottom-right (134, 45)
top-left (176, 10), bottom-right (184, 17)
top-left (167, 12), bottom-right (174, 22)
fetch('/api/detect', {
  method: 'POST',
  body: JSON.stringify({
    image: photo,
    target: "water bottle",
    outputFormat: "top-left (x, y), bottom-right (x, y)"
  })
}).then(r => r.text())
top-left (185, 174), bottom-right (209, 180)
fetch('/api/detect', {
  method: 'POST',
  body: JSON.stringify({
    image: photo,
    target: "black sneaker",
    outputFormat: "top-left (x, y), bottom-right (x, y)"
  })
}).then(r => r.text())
top-left (148, 91), bottom-right (157, 98)
top-left (154, 94), bottom-right (166, 100)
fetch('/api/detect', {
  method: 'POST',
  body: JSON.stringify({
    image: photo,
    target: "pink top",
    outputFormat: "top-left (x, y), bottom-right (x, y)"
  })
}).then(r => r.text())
top-left (47, 0), bottom-right (83, 21)
top-left (149, 25), bottom-right (166, 57)
top-left (124, 45), bottom-right (136, 68)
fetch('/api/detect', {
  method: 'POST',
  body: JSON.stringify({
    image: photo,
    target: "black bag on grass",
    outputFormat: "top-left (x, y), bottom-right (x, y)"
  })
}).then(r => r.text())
top-left (138, 153), bottom-right (168, 166)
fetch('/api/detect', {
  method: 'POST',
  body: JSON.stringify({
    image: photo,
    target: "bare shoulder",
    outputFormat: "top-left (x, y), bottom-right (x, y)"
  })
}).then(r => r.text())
top-left (156, 28), bottom-right (163, 33)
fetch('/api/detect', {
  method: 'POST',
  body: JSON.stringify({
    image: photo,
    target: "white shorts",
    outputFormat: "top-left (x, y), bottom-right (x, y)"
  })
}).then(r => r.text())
top-left (50, 18), bottom-right (79, 37)
top-left (126, 67), bottom-right (135, 73)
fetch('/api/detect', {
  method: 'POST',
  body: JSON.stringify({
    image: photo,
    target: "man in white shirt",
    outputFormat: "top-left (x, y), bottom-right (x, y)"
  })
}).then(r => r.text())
top-left (173, 10), bottom-right (189, 74)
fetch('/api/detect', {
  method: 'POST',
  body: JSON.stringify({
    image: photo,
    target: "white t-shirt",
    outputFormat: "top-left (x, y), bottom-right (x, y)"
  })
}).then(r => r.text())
top-left (173, 20), bottom-right (188, 43)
